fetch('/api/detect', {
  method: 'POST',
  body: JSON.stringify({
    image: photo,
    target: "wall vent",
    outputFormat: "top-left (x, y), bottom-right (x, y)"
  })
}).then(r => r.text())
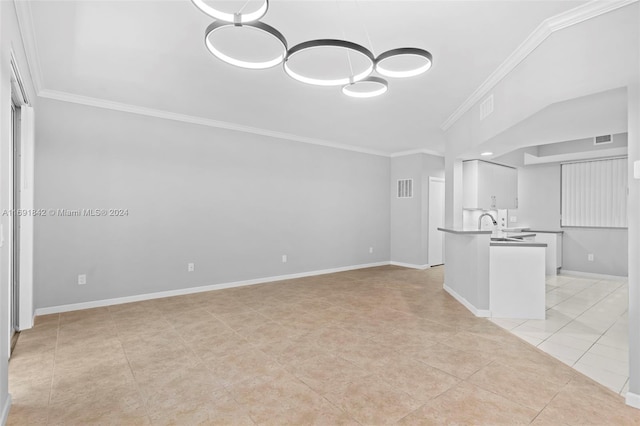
top-left (397, 179), bottom-right (413, 198)
top-left (479, 94), bottom-right (494, 120)
top-left (594, 134), bottom-right (612, 145)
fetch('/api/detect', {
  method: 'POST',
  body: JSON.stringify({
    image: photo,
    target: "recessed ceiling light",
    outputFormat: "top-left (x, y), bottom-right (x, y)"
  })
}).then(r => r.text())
top-left (480, 152), bottom-right (493, 156)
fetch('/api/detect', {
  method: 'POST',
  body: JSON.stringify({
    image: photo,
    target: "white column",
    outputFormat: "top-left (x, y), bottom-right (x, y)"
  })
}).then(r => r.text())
top-left (626, 28), bottom-right (640, 407)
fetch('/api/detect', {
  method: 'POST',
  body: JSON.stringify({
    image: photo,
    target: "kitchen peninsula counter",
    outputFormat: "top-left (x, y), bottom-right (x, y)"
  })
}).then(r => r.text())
top-left (438, 227), bottom-right (547, 319)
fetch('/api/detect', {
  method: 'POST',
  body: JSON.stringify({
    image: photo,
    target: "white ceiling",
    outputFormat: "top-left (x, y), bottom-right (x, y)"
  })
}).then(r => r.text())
top-left (24, 0), bottom-right (588, 154)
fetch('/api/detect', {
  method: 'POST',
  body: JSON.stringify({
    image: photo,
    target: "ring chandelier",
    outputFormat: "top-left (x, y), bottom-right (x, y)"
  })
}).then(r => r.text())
top-left (191, 0), bottom-right (433, 98)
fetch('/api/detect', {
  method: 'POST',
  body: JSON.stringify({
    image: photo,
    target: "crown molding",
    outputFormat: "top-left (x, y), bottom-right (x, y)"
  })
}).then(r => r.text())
top-left (441, 0), bottom-right (639, 131)
top-left (14, 0), bottom-right (44, 94)
top-left (389, 148), bottom-right (444, 158)
top-left (38, 89), bottom-right (391, 157)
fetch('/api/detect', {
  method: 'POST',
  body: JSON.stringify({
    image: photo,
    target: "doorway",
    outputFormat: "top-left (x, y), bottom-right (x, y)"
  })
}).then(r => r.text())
top-left (10, 98), bottom-right (21, 355)
top-left (428, 177), bottom-right (445, 266)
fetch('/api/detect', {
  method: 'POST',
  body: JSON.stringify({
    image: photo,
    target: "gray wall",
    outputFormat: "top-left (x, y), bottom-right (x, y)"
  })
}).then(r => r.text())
top-left (563, 228), bottom-right (628, 276)
top-left (390, 153), bottom-right (444, 266)
top-left (34, 98), bottom-right (391, 309)
top-left (511, 163), bottom-right (628, 276)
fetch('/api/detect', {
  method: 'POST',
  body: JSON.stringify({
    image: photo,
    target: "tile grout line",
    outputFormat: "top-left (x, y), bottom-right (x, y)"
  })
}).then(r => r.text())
top-left (107, 306), bottom-right (155, 424)
top-left (531, 278), bottom-right (629, 391)
top-left (535, 278), bottom-right (625, 349)
top-left (45, 313), bottom-right (61, 426)
top-left (571, 314), bottom-right (629, 372)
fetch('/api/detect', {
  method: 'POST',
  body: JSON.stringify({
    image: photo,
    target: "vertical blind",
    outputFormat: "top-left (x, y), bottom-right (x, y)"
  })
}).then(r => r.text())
top-left (561, 158), bottom-right (627, 228)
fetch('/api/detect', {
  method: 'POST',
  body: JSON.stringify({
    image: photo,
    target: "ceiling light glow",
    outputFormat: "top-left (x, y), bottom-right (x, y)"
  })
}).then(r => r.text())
top-left (342, 77), bottom-right (388, 98)
top-left (192, 0), bottom-right (268, 23)
top-left (191, 2), bottom-right (434, 99)
top-left (204, 21), bottom-right (287, 70)
top-left (480, 152), bottom-right (493, 156)
top-left (376, 48), bottom-right (433, 78)
top-left (284, 40), bottom-right (375, 87)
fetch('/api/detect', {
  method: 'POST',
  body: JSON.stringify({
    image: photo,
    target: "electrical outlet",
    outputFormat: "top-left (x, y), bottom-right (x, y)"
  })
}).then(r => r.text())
top-left (187, 263), bottom-right (195, 272)
top-left (282, 254), bottom-right (287, 263)
top-left (510, 216), bottom-right (517, 223)
top-left (78, 274), bottom-right (87, 285)
top-left (588, 253), bottom-right (594, 262)
top-left (369, 247), bottom-right (374, 254)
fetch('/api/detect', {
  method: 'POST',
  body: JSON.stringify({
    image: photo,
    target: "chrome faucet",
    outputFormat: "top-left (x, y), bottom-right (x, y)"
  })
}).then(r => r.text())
top-left (478, 212), bottom-right (497, 230)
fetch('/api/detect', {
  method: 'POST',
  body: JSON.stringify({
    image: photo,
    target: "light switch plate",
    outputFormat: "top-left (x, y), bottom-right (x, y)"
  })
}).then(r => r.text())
top-left (634, 160), bottom-right (640, 179)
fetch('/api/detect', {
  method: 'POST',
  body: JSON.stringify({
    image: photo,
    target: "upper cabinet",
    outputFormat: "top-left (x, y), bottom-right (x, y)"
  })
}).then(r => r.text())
top-left (463, 160), bottom-right (518, 210)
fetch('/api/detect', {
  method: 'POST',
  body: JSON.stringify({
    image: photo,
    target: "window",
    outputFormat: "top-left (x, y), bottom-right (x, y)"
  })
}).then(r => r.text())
top-left (561, 157), bottom-right (627, 228)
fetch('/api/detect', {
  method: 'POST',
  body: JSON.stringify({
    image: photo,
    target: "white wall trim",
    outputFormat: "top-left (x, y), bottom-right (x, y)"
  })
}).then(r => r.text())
top-left (441, 0), bottom-right (639, 131)
top-left (390, 149), bottom-right (444, 158)
top-left (626, 391), bottom-right (640, 409)
top-left (34, 262), bottom-right (391, 315)
top-left (443, 283), bottom-right (491, 317)
top-left (14, 0), bottom-right (43, 94)
top-left (389, 261), bottom-right (430, 270)
top-left (560, 270), bottom-right (627, 280)
top-left (18, 106), bottom-right (34, 330)
top-left (1, 394), bottom-right (11, 426)
top-left (38, 89), bottom-right (390, 158)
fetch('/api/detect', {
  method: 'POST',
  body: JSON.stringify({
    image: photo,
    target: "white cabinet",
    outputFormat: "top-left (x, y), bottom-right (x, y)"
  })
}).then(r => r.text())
top-left (531, 232), bottom-right (563, 275)
top-left (463, 160), bottom-right (518, 210)
top-left (490, 245), bottom-right (546, 319)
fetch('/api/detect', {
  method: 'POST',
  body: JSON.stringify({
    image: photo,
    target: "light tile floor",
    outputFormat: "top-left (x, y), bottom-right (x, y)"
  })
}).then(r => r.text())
top-left (9, 266), bottom-right (640, 424)
top-left (490, 274), bottom-right (629, 395)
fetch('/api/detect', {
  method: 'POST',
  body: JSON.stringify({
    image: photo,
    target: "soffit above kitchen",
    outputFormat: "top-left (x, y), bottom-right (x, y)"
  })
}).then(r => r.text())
top-left (20, 0), bottom-right (588, 155)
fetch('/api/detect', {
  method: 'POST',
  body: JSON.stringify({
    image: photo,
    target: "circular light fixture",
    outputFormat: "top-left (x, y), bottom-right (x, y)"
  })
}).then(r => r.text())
top-left (480, 152), bottom-right (493, 156)
top-left (342, 77), bottom-right (388, 98)
top-left (284, 39), bottom-right (375, 87)
top-left (204, 21), bottom-right (287, 70)
top-left (191, 0), bottom-right (268, 23)
top-left (376, 48), bottom-right (433, 78)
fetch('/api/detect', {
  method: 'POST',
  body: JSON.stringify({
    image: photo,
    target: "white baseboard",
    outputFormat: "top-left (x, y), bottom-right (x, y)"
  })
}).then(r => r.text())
top-left (626, 391), bottom-right (640, 410)
top-left (389, 261), bottom-right (430, 270)
top-left (443, 283), bottom-right (490, 317)
top-left (1, 394), bottom-right (11, 426)
top-left (560, 270), bottom-right (627, 280)
top-left (34, 261), bottom-right (390, 316)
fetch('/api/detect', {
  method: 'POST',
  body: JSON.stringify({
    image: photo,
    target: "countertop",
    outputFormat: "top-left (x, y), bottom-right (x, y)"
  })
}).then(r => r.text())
top-left (490, 241), bottom-right (547, 247)
top-left (437, 228), bottom-right (492, 235)
top-left (524, 229), bottom-right (564, 234)
top-left (491, 231), bottom-right (537, 239)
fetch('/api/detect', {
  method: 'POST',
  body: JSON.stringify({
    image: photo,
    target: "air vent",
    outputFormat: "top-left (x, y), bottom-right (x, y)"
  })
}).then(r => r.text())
top-left (594, 134), bottom-right (612, 145)
top-left (397, 179), bottom-right (413, 198)
top-left (480, 94), bottom-right (494, 120)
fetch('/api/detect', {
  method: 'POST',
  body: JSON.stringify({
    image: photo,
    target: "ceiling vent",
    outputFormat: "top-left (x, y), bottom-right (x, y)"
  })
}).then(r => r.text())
top-left (479, 94), bottom-right (494, 120)
top-left (397, 179), bottom-right (413, 198)
top-left (594, 134), bottom-right (613, 145)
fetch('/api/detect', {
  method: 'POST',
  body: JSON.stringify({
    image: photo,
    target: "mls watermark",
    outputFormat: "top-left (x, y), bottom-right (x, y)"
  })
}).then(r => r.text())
top-left (1, 209), bottom-right (129, 217)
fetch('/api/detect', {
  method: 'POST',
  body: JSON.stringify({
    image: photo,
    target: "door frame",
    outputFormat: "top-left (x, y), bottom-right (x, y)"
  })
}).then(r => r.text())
top-left (8, 51), bottom-right (35, 342)
top-left (428, 177), bottom-right (445, 266)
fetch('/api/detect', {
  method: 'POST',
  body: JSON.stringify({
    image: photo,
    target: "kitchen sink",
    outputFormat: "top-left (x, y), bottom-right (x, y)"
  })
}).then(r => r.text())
top-left (490, 237), bottom-right (526, 242)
